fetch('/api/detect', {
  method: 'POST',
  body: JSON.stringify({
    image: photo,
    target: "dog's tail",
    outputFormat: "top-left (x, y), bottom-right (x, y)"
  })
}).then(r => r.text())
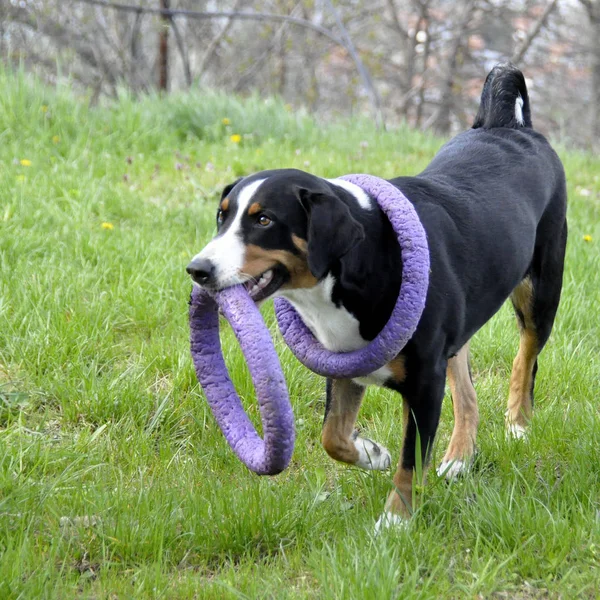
top-left (472, 63), bottom-right (532, 130)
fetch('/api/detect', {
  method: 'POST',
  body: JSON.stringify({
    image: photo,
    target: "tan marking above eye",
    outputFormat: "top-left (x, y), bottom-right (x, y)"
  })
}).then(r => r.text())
top-left (221, 197), bottom-right (229, 211)
top-left (292, 235), bottom-right (308, 254)
top-left (248, 202), bottom-right (262, 216)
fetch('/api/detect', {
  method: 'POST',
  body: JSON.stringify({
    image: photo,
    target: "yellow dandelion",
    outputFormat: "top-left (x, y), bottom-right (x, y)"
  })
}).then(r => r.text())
top-left (101, 222), bottom-right (114, 230)
top-left (52, 135), bottom-right (60, 144)
top-left (222, 118), bottom-right (231, 125)
top-left (583, 234), bottom-right (592, 242)
top-left (230, 134), bottom-right (242, 144)
top-left (41, 105), bottom-right (49, 113)
top-left (20, 159), bottom-right (32, 167)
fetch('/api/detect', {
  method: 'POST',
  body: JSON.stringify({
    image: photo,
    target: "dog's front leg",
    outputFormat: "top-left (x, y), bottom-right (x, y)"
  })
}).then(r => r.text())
top-left (321, 378), bottom-right (391, 470)
top-left (377, 368), bottom-right (446, 528)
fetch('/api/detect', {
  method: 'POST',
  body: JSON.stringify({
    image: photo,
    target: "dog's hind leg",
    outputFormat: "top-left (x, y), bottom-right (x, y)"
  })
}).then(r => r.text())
top-left (506, 219), bottom-right (567, 437)
top-left (506, 276), bottom-right (537, 437)
top-left (322, 378), bottom-right (392, 470)
top-left (437, 342), bottom-right (479, 479)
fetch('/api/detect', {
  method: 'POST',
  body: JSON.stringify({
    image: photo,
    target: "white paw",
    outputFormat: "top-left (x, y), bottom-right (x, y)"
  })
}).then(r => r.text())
top-left (436, 458), bottom-right (469, 480)
top-left (353, 434), bottom-right (392, 471)
top-left (506, 422), bottom-right (527, 439)
top-left (374, 511), bottom-right (408, 535)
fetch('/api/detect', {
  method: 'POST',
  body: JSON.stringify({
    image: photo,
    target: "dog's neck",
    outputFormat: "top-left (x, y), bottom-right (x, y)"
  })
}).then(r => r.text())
top-left (278, 180), bottom-right (402, 351)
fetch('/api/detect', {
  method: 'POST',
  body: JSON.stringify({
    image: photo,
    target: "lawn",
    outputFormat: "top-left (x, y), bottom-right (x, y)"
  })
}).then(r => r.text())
top-left (1, 69), bottom-right (599, 599)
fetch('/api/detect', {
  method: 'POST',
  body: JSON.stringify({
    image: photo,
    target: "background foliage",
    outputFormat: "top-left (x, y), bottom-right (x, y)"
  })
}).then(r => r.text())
top-left (2, 0), bottom-right (600, 148)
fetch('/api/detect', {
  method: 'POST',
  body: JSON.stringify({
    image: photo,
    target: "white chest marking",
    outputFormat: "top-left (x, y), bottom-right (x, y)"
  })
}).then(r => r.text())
top-left (279, 275), bottom-right (366, 353)
top-left (278, 275), bottom-right (393, 388)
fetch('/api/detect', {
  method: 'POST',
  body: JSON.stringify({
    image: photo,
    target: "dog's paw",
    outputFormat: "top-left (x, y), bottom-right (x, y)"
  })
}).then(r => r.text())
top-left (374, 511), bottom-right (408, 535)
top-left (352, 433), bottom-right (392, 470)
top-left (436, 458), bottom-right (470, 480)
top-left (506, 422), bottom-right (528, 439)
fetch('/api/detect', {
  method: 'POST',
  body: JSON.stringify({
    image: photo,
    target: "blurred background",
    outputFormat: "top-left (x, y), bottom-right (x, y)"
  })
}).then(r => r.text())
top-left (2, 0), bottom-right (598, 149)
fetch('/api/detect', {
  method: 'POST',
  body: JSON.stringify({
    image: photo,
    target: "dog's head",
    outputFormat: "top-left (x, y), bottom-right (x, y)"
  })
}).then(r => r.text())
top-left (186, 169), bottom-right (365, 301)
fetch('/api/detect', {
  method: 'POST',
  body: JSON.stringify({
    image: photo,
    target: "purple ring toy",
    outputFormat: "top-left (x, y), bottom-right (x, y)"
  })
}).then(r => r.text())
top-left (189, 285), bottom-right (294, 475)
top-left (274, 174), bottom-right (430, 379)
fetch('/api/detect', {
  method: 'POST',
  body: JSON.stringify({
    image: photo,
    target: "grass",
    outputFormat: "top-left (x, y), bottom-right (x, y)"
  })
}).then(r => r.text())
top-left (1, 68), bottom-right (599, 598)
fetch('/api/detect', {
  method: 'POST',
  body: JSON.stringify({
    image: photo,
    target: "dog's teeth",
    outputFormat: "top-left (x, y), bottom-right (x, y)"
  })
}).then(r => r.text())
top-left (260, 271), bottom-right (273, 287)
top-left (257, 270), bottom-right (273, 290)
top-left (247, 270), bottom-right (274, 297)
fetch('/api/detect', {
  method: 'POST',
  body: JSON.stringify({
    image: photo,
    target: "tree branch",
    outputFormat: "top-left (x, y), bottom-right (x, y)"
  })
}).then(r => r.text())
top-left (428, 0), bottom-right (476, 134)
top-left (511, 0), bottom-right (559, 64)
top-left (73, 0), bottom-right (384, 126)
top-left (169, 16), bottom-right (191, 87)
top-left (197, 0), bottom-right (243, 80)
top-left (578, 0), bottom-right (593, 16)
top-left (72, 0), bottom-right (347, 48)
top-left (323, 0), bottom-right (386, 129)
top-left (7, 4), bottom-right (119, 84)
top-left (385, 0), bottom-right (411, 42)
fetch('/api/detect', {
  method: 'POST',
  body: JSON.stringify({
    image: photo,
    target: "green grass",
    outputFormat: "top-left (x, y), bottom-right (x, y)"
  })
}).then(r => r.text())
top-left (1, 68), bottom-right (599, 599)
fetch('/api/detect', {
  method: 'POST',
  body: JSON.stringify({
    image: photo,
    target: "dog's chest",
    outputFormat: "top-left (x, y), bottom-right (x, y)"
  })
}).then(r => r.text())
top-left (278, 276), bottom-right (393, 387)
top-left (279, 276), bottom-right (365, 352)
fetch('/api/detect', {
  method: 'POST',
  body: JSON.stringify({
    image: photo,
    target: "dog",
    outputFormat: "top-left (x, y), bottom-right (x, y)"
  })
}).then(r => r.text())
top-left (187, 64), bottom-right (567, 529)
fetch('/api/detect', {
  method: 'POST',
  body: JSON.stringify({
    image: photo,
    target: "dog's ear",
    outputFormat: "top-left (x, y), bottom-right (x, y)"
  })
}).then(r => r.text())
top-left (299, 189), bottom-right (365, 280)
top-left (220, 177), bottom-right (244, 201)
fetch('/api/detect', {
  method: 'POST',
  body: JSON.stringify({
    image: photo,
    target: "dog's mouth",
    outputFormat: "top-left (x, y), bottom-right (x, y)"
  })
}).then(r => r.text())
top-left (243, 265), bottom-right (288, 303)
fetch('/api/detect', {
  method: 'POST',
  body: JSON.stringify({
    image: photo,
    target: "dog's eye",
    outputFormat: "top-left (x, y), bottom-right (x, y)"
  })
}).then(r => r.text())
top-left (257, 214), bottom-right (272, 227)
top-left (217, 209), bottom-right (225, 226)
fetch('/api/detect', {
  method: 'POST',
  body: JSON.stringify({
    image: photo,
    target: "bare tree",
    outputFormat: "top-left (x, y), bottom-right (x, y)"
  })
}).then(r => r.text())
top-left (511, 0), bottom-right (559, 64)
top-left (579, 0), bottom-right (600, 141)
top-left (0, 0), bottom-right (596, 147)
top-left (429, 0), bottom-right (477, 135)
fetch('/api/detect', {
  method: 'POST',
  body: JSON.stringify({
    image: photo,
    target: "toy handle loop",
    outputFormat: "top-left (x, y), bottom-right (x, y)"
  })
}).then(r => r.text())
top-left (189, 285), bottom-right (295, 475)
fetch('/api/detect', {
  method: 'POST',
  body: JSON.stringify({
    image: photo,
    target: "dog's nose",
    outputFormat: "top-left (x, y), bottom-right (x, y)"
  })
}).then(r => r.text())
top-left (186, 258), bottom-right (215, 285)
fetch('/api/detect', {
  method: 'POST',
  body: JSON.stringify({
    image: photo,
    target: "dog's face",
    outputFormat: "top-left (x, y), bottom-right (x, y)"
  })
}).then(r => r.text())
top-left (187, 169), bottom-right (364, 301)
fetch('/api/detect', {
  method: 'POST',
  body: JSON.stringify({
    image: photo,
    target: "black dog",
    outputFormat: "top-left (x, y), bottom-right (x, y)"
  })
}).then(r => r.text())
top-left (187, 64), bottom-right (567, 529)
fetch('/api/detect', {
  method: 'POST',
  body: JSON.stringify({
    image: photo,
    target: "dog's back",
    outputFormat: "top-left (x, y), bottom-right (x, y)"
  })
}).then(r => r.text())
top-left (390, 64), bottom-right (567, 357)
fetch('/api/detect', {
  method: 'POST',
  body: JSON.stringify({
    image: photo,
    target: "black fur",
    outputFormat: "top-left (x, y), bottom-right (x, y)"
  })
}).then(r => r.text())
top-left (298, 188), bottom-right (366, 281)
